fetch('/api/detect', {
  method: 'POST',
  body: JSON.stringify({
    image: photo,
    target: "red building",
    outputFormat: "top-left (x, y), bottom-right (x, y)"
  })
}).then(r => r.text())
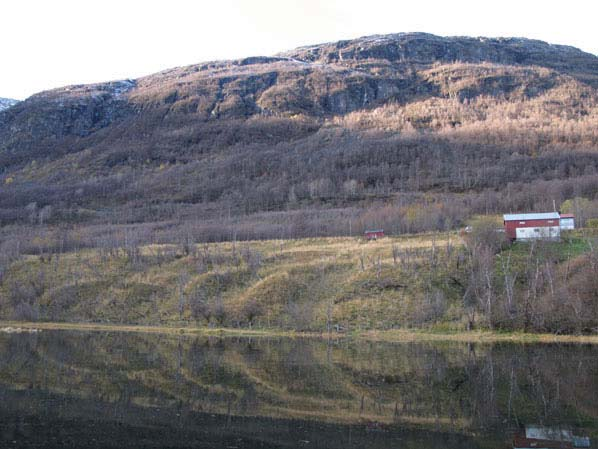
top-left (364, 229), bottom-right (384, 240)
top-left (503, 212), bottom-right (561, 241)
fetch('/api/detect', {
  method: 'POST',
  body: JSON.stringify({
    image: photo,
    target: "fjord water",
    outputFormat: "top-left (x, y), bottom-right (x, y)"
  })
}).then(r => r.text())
top-left (0, 331), bottom-right (596, 448)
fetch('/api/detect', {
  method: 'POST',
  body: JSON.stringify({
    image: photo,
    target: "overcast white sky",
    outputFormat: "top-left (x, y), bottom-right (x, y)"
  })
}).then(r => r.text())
top-left (1, 0), bottom-right (596, 100)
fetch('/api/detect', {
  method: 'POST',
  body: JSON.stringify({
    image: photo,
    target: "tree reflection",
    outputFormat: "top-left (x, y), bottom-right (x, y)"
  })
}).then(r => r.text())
top-left (0, 332), bottom-right (597, 448)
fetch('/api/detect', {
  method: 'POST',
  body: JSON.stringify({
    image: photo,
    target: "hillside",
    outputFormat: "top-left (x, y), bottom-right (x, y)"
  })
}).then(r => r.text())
top-left (0, 33), bottom-right (597, 249)
top-left (1, 33), bottom-right (598, 334)
top-left (2, 230), bottom-right (597, 334)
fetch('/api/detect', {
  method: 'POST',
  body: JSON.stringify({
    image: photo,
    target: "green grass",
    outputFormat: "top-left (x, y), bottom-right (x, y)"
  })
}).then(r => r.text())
top-left (505, 234), bottom-right (590, 261)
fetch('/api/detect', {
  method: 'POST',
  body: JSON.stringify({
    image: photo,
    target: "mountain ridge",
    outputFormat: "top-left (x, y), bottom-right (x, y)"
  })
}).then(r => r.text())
top-left (280, 32), bottom-right (597, 67)
top-left (7, 32), bottom-right (598, 108)
top-left (2, 32), bottom-right (596, 154)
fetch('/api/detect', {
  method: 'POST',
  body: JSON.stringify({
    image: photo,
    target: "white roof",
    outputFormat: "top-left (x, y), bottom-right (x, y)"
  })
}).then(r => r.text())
top-left (503, 212), bottom-right (560, 221)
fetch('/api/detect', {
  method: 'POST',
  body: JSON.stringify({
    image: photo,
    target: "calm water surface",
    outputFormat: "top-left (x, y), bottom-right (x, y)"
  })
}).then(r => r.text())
top-left (0, 330), bottom-right (596, 448)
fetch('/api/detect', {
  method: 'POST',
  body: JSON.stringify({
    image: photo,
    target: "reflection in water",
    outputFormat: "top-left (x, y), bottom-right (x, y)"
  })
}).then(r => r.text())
top-left (513, 425), bottom-right (591, 448)
top-left (0, 331), bottom-right (596, 448)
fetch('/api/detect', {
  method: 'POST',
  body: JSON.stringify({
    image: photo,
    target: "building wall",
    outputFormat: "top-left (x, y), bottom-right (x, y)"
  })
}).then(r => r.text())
top-left (560, 218), bottom-right (575, 230)
top-left (504, 218), bottom-right (560, 240)
top-left (515, 225), bottom-right (560, 240)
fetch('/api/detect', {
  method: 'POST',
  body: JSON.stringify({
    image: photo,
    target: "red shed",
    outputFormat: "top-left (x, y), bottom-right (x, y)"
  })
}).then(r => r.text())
top-left (364, 229), bottom-right (384, 240)
top-left (503, 212), bottom-right (561, 241)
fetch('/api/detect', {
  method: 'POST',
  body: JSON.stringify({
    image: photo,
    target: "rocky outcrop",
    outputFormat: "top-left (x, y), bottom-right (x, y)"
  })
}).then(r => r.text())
top-left (0, 81), bottom-right (136, 161)
top-left (281, 33), bottom-right (598, 82)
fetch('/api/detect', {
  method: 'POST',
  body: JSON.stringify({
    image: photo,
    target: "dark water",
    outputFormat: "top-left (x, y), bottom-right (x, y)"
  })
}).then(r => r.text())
top-left (0, 331), bottom-right (596, 448)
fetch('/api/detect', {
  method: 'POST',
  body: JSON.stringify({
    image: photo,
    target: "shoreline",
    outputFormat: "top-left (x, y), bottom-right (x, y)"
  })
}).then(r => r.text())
top-left (2, 321), bottom-right (598, 344)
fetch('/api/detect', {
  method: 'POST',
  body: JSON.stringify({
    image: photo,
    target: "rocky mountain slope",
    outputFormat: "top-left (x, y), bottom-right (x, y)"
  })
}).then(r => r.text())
top-left (0, 33), bottom-right (597, 242)
top-left (2, 33), bottom-right (596, 149)
top-left (281, 33), bottom-right (598, 84)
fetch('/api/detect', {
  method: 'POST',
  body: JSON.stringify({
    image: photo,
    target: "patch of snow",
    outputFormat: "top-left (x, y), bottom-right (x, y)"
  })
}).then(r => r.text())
top-left (102, 79), bottom-right (136, 98)
top-left (0, 97), bottom-right (19, 112)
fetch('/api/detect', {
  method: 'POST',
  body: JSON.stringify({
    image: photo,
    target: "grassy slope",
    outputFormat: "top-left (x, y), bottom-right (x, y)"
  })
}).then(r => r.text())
top-left (1, 234), bottom-right (456, 328)
top-left (1, 231), bottom-right (594, 334)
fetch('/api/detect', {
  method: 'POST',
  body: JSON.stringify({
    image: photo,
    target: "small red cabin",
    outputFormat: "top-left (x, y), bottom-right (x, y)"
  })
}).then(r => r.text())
top-left (364, 229), bottom-right (384, 240)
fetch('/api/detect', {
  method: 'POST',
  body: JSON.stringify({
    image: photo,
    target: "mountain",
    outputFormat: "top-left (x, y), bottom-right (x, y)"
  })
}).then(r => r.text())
top-left (0, 33), bottom-right (597, 246)
top-left (0, 98), bottom-right (18, 112)
top-left (281, 33), bottom-right (598, 84)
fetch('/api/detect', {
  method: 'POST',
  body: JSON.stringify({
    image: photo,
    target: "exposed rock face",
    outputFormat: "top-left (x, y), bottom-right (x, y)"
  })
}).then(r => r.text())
top-left (5, 80), bottom-right (136, 137)
top-left (0, 81), bottom-right (136, 167)
top-left (0, 98), bottom-right (18, 112)
top-left (0, 32), bottom-right (596, 162)
top-left (281, 33), bottom-right (597, 72)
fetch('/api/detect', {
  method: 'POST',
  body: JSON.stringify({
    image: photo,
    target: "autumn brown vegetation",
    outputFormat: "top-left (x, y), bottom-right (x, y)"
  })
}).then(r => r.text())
top-left (0, 33), bottom-right (597, 332)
